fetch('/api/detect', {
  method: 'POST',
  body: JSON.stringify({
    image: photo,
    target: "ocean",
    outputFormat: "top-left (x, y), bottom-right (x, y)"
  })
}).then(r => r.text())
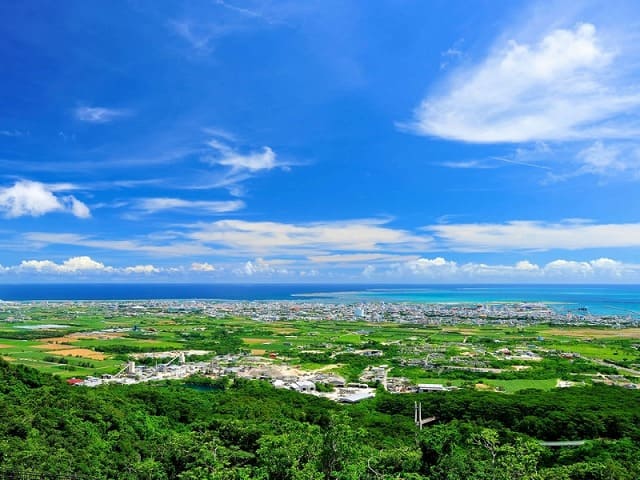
top-left (1, 283), bottom-right (640, 317)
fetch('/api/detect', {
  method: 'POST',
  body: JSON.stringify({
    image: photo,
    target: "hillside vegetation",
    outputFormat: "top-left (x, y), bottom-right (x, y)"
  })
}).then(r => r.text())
top-left (1, 358), bottom-right (640, 479)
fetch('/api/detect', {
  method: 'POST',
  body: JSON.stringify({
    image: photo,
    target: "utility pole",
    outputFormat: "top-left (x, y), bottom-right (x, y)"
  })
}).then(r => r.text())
top-left (414, 401), bottom-right (437, 430)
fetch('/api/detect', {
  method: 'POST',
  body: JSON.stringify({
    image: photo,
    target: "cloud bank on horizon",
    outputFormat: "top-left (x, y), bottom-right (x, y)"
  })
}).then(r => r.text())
top-left (1, 1), bottom-right (640, 283)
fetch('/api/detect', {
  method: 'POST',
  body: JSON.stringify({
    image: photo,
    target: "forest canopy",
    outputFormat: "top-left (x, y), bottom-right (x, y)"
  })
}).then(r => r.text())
top-left (1, 358), bottom-right (639, 479)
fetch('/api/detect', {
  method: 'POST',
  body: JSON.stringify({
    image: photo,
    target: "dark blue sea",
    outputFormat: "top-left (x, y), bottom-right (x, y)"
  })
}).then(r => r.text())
top-left (1, 283), bottom-right (640, 317)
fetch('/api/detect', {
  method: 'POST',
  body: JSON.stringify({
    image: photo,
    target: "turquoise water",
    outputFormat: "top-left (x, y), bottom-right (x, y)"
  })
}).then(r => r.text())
top-left (1, 283), bottom-right (639, 317)
top-left (294, 285), bottom-right (640, 317)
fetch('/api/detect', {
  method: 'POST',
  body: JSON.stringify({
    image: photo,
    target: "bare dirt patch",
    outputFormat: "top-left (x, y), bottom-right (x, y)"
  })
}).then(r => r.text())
top-left (457, 329), bottom-right (480, 336)
top-left (46, 348), bottom-right (106, 360)
top-left (250, 349), bottom-right (267, 355)
top-left (312, 364), bottom-right (341, 373)
top-left (75, 333), bottom-right (125, 340)
top-left (34, 343), bottom-right (75, 350)
top-left (0, 344), bottom-right (13, 349)
top-left (243, 338), bottom-right (273, 345)
top-left (42, 331), bottom-right (127, 343)
top-left (271, 327), bottom-right (299, 334)
top-left (41, 336), bottom-right (79, 344)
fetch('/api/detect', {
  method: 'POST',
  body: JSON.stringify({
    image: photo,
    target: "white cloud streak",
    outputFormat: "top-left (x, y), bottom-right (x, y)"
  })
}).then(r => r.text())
top-left (0, 130), bottom-right (24, 137)
top-left (24, 232), bottom-right (213, 257)
top-left (308, 253), bottom-right (418, 263)
top-left (426, 220), bottom-right (640, 252)
top-left (207, 139), bottom-right (281, 172)
top-left (188, 218), bottom-right (430, 254)
top-left (135, 197), bottom-right (245, 215)
top-left (75, 106), bottom-right (130, 123)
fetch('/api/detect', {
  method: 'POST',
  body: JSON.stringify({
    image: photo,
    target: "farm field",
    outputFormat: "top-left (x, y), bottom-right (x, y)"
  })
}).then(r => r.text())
top-left (0, 301), bottom-right (639, 391)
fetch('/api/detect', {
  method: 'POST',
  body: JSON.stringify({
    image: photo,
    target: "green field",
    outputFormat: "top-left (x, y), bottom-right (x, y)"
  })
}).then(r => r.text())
top-left (1, 303), bottom-right (639, 389)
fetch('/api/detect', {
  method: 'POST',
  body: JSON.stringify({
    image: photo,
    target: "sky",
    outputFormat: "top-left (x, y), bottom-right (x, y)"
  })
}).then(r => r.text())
top-left (2, 0), bottom-right (640, 283)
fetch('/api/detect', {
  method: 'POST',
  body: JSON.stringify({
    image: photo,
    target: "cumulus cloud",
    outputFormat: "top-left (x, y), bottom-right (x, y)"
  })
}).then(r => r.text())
top-left (191, 262), bottom-right (216, 272)
top-left (544, 257), bottom-right (628, 278)
top-left (402, 257), bottom-right (458, 274)
top-left (236, 257), bottom-right (289, 276)
top-left (135, 197), bottom-right (245, 214)
top-left (515, 260), bottom-right (540, 271)
top-left (426, 220), bottom-right (640, 252)
top-left (544, 259), bottom-right (593, 277)
top-left (6, 255), bottom-right (640, 282)
top-left (409, 23), bottom-right (640, 143)
top-left (75, 106), bottom-right (129, 123)
top-left (384, 256), bottom-right (639, 282)
top-left (14, 256), bottom-right (165, 275)
top-left (19, 256), bottom-right (108, 273)
top-left (362, 265), bottom-right (376, 277)
top-left (0, 181), bottom-right (90, 218)
top-left (123, 265), bottom-right (159, 274)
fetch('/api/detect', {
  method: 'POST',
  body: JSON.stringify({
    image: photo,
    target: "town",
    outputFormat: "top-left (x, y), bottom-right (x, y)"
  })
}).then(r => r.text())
top-left (1, 299), bottom-right (639, 401)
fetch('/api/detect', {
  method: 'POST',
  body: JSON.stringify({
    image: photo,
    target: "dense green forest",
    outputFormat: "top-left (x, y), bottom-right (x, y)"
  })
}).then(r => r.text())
top-left (1, 358), bottom-right (640, 479)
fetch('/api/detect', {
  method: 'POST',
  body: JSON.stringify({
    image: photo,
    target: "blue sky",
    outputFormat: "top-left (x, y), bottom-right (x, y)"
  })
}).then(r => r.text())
top-left (2, 0), bottom-right (640, 283)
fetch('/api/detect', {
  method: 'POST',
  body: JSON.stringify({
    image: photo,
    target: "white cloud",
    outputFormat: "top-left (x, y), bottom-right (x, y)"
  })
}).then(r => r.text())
top-left (19, 256), bottom-right (108, 273)
top-left (384, 256), bottom-right (640, 282)
top-left (6, 255), bottom-right (640, 282)
top-left (75, 106), bottom-right (129, 123)
top-left (123, 265), bottom-right (159, 274)
top-left (0, 130), bottom-right (24, 137)
top-left (208, 139), bottom-right (279, 172)
top-left (308, 253), bottom-right (418, 263)
top-left (515, 260), bottom-right (540, 271)
top-left (556, 141), bottom-right (640, 180)
top-left (67, 196), bottom-right (92, 218)
top-left (170, 20), bottom-right (214, 52)
top-left (169, 4), bottom-right (275, 53)
top-left (589, 257), bottom-right (622, 270)
top-left (299, 268), bottom-right (319, 278)
top-left (191, 262), bottom-right (216, 272)
top-left (19, 259), bottom-right (59, 272)
top-left (136, 197), bottom-right (245, 214)
top-left (14, 256), bottom-right (164, 275)
top-left (410, 23), bottom-right (640, 143)
top-left (362, 265), bottom-right (376, 277)
top-left (60, 256), bottom-right (107, 272)
top-left (0, 181), bottom-right (90, 218)
top-left (427, 220), bottom-right (640, 252)
top-left (544, 259), bottom-right (593, 277)
top-left (400, 257), bottom-right (458, 276)
top-left (236, 257), bottom-right (289, 276)
top-left (24, 232), bottom-right (214, 257)
top-left (544, 257), bottom-right (628, 278)
top-left (189, 218), bottom-right (430, 254)
top-left (439, 160), bottom-right (497, 169)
